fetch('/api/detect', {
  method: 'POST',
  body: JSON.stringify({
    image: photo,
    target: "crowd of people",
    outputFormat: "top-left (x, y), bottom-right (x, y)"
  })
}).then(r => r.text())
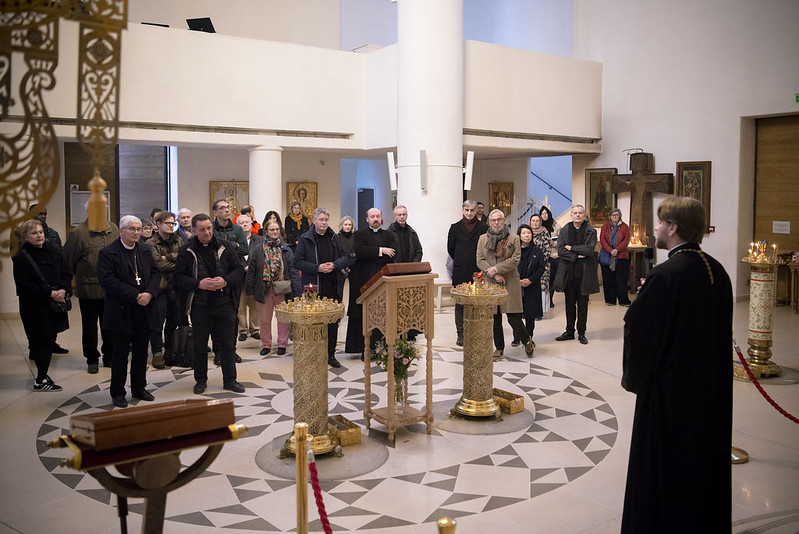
top-left (13, 198), bottom-right (640, 403)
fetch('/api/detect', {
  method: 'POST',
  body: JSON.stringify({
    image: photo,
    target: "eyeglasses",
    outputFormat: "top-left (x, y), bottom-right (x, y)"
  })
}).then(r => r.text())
top-left (123, 227), bottom-right (142, 232)
top-left (217, 205), bottom-right (230, 210)
top-left (160, 221), bottom-right (176, 226)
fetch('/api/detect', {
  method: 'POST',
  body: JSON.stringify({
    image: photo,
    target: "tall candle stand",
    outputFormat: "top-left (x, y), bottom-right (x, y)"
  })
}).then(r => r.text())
top-left (740, 242), bottom-right (784, 378)
top-left (450, 277), bottom-right (508, 418)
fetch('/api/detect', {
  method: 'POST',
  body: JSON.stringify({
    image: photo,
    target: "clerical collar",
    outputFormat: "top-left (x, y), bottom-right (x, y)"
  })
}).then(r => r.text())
top-left (371, 227), bottom-right (380, 232)
top-left (121, 239), bottom-right (135, 250)
top-left (668, 241), bottom-right (689, 254)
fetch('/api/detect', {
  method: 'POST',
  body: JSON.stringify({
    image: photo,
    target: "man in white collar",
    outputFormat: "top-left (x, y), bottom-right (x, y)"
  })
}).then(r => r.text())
top-left (97, 215), bottom-right (160, 408)
top-left (344, 208), bottom-right (399, 358)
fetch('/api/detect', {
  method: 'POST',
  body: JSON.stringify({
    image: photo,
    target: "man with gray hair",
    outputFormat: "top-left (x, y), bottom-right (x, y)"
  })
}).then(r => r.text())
top-left (98, 215), bottom-right (160, 408)
top-left (447, 200), bottom-right (488, 346)
top-left (552, 204), bottom-right (599, 344)
top-left (176, 208), bottom-right (193, 244)
top-left (387, 205), bottom-right (423, 263)
top-left (294, 207), bottom-right (349, 367)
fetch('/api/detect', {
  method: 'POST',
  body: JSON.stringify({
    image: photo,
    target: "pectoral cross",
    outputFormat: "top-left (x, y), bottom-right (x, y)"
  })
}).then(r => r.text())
top-left (135, 273), bottom-right (142, 286)
top-left (611, 152), bottom-right (673, 246)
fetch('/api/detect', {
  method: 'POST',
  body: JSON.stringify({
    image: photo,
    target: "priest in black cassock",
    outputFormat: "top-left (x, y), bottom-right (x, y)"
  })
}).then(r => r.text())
top-left (621, 196), bottom-right (732, 533)
top-left (345, 207), bottom-right (399, 357)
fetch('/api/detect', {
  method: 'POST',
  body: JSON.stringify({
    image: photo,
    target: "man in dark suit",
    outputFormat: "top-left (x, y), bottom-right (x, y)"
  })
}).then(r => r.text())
top-left (344, 207), bottom-right (398, 357)
top-left (174, 213), bottom-right (246, 395)
top-left (447, 200), bottom-right (488, 346)
top-left (97, 215), bottom-right (161, 408)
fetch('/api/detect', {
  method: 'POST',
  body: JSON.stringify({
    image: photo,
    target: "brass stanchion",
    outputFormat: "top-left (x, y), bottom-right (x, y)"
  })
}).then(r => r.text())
top-left (450, 281), bottom-right (507, 418)
top-left (295, 422), bottom-right (309, 534)
top-left (437, 517), bottom-right (457, 533)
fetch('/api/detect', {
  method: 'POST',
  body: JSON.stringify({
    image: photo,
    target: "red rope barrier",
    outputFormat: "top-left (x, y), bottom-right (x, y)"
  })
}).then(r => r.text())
top-left (734, 340), bottom-right (799, 424)
top-left (308, 461), bottom-right (333, 534)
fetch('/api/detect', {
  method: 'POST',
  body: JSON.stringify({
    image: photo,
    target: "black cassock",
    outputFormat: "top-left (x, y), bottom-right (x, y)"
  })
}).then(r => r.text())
top-left (344, 228), bottom-right (398, 353)
top-left (621, 243), bottom-right (732, 534)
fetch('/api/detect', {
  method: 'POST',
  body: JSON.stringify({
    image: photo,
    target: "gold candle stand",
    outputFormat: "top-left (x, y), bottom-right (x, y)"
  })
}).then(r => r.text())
top-left (741, 249), bottom-right (783, 378)
top-left (450, 282), bottom-right (508, 418)
top-left (276, 295), bottom-right (345, 455)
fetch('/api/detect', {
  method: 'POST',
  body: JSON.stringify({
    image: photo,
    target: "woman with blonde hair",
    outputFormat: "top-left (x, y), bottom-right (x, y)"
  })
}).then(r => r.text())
top-left (13, 219), bottom-right (72, 391)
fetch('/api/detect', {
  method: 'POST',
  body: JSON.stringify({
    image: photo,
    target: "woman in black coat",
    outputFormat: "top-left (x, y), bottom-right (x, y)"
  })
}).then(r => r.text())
top-left (512, 224), bottom-right (546, 346)
top-left (13, 219), bottom-right (72, 391)
top-left (284, 201), bottom-right (310, 251)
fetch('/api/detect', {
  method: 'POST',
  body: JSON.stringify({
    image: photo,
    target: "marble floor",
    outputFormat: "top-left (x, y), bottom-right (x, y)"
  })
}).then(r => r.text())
top-left (1, 294), bottom-right (797, 534)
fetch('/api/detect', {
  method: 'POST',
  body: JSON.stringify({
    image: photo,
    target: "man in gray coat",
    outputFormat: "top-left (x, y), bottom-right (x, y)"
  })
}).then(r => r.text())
top-left (552, 204), bottom-right (599, 345)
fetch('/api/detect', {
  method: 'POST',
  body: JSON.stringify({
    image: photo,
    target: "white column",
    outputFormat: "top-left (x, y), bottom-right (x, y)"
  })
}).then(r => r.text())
top-left (396, 0), bottom-right (464, 281)
top-left (249, 146), bottom-right (283, 222)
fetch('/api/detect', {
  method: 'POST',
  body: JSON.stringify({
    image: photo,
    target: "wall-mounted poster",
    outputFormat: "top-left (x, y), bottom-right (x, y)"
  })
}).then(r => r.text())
top-left (209, 180), bottom-right (249, 216)
top-left (286, 181), bottom-right (318, 220)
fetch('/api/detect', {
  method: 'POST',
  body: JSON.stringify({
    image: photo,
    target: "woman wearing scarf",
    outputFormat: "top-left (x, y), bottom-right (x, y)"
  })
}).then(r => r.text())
top-left (539, 206), bottom-right (561, 308)
top-left (511, 224), bottom-right (546, 348)
top-left (477, 210), bottom-right (536, 361)
top-left (284, 201), bottom-right (309, 251)
top-left (245, 221), bottom-right (302, 356)
top-left (599, 208), bottom-right (632, 306)
top-left (337, 216), bottom-right (356, 302)
top-left (529, 213), bottom-right (551, 316)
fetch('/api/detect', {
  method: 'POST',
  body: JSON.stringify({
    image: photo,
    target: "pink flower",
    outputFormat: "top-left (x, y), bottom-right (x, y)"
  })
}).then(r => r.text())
top-left (402, 358), bottom-right (409, 365)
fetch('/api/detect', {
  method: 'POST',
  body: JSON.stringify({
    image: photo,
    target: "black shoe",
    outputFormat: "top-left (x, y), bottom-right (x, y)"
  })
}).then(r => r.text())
top-left (223, 380), bottom-right (245, 393)
top-left (550, 302), bottom-right (555, 308)
top-left (620, 302), bottom-right (631, 307)
top-left (277, 347), bottom-right (286, 355)
top-left (234, 354), bottom-right (242, 363)
top-left (213, 354), bottom-right (220, 366)
top-left (252, 333), bottom-right (261, 340)
top-left (555, 332), bottom-right (575, 341)
top-left (524, 339), bottom-right (536, 357)
top-left (53, 344), bottom-right (69, 354)
top-left (456, 334), bottom-right (464, 347)
top-left (112, 396), bottom-right (128, 408)
top-left (578, 334), bottom-right (588, 345)
top-left (238, 333), bottom-right (247, 342)
top-left (360, 353), bottom-right (365, 362)
top-left (328, 355), bottom-right (341, 368)
top-left (193, 382), bottom-right (207, 395)
top-left (87, 363), bottom-right (99, 374)
top-left (132, 390), bottom-right (155, 402)
top-left (260, 347), bottom-right (271, 356)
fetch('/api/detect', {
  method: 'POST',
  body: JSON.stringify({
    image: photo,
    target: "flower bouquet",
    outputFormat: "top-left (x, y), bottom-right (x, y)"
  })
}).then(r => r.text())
top-left (373, 337), bottom-right (420, 412)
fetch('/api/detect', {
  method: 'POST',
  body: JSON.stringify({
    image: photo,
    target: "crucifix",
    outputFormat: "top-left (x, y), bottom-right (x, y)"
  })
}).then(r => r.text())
top-left (611, 152), bottom-right (674, 246)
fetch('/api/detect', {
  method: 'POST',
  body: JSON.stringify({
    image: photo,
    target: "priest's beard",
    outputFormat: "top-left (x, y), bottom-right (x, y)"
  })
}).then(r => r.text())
top-left (655, 234), bottom-right (668, 250)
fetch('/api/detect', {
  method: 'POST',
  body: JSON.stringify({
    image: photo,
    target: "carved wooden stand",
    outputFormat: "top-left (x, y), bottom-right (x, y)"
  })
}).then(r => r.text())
top-left (359, 273), bottom-right (437, 442)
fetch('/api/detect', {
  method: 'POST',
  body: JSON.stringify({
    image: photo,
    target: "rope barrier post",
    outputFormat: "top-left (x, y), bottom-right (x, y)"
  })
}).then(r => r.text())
top-left (437, 517), bottom-right (457, 533)
top-left (295, 422), bottom-right (308, 534)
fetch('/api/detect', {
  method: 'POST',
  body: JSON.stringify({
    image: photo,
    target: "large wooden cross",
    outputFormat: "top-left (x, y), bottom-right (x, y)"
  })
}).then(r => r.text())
top-left (611, 153), bottom-right (673, 246)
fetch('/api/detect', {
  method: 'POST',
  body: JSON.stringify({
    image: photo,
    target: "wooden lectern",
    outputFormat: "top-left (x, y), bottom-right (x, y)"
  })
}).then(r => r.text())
top-left (357, 263), bottom-right (437, 442)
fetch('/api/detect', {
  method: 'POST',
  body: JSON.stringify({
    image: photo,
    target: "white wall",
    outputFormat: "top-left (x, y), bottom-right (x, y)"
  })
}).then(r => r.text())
top-left (128, 0), bottom-right (340, 49)
top-left (573, 0), bottom-right (799, 298)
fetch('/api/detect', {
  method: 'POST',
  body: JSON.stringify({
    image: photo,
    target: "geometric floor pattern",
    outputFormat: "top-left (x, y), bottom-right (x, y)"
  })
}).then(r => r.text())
top-left (37, 345), bottom-right (617, 532)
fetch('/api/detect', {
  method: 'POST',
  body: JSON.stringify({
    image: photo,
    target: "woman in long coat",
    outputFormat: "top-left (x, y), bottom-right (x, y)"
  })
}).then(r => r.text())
top-left (13, 219), bottom-right (72, 391)
top-left (245, 221), bottom-right (302, 356)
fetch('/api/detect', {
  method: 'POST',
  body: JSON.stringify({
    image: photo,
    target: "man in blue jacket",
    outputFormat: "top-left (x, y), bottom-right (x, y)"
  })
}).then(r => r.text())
top-left (294, 207), bottom-right (349, 367)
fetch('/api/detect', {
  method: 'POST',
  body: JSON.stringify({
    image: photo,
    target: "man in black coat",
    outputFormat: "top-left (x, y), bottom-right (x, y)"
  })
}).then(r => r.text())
top-left (621, 196), bottom-right (732, 533)
top-left (174, 213), bottom-right (246, 395)
top-left (446, 200), bottom-right (488, 346)
top-left (344, 207), bottom-right (398, 357)
top-left (97, 215), bottom-right (161, 408)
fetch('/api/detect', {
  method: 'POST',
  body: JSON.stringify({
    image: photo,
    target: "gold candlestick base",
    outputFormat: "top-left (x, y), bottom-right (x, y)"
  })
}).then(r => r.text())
top-left (452, 397), bottom-right (500, 418)
top-left (731, 446), bottom-right (749, 464)
top-left (286, 426), bottom-right (338, 456)
top-left (746, 345), bottom-right (782, 377)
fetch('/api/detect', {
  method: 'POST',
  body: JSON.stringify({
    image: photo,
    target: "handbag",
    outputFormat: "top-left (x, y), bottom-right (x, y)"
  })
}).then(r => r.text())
top-left (21, 249), bottom-right (72, 313)
top-left (272, 279), bottom-right (293, 295)
top-left (598, 248), bottom-right (612, 266)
